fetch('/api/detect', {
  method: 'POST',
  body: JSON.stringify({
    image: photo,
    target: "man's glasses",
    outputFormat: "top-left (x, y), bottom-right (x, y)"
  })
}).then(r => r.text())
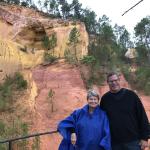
top-left (108, 79), bottom-right (119, 84)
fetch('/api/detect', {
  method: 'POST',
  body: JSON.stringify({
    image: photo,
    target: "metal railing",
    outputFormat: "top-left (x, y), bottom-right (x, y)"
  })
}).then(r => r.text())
top-left (0, 128), bottom-right (150, 150)
top-left (0, 130), bottom-right (58, 150)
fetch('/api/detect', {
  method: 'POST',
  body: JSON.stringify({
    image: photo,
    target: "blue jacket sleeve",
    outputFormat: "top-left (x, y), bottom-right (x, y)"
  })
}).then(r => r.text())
top-left (99, 113), bottom-right (112, 150)
top-left (57, 110), bottom-right (79, 150)
top-left (57, 110), bottom-right (77, 141)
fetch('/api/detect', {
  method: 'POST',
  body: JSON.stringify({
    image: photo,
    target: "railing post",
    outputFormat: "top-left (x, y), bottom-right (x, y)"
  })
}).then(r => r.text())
top-left (8, 141), bottom-right (12, 150)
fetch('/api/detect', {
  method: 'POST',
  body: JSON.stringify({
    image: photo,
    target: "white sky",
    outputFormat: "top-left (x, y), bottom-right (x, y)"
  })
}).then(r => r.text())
top-left (79, 0), bottom-right (149, 34)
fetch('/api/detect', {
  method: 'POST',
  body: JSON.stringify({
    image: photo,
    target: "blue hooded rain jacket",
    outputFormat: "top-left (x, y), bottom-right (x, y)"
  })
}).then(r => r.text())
top-left (57, 105), bottom-right (111, 150)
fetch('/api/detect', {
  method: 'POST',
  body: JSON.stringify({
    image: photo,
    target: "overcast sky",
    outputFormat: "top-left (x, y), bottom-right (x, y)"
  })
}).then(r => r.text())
top-left (79, 0), bottom-right (149, 34)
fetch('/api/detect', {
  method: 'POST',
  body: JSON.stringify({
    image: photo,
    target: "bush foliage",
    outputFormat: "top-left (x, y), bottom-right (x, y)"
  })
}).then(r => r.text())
top-left (0, 72), bottom-right (27, 111)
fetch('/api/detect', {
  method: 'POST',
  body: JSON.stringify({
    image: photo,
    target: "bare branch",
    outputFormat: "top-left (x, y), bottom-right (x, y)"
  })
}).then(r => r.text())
top-left (122, 0), bottom-right (144, 16)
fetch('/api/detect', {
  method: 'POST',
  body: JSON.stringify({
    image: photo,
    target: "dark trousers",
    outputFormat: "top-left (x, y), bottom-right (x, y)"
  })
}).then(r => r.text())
top-left (112, 140), bottom-right (141, 150)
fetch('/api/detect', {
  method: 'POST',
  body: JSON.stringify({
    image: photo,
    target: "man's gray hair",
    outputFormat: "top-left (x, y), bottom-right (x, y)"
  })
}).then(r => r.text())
top-left (87, 89), bottom-right (100, 100)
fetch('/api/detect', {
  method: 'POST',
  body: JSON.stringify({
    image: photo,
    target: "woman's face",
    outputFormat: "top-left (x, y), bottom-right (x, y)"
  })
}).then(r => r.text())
top-left (87, 96), bottom-right (99, 108)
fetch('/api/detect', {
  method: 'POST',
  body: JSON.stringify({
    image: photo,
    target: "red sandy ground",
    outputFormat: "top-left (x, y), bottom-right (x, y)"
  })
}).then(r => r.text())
top-left (31, 60), bottom-right (87, 150)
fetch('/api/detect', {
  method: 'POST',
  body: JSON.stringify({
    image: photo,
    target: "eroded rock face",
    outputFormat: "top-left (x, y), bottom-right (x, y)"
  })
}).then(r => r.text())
top-left (125, 48), bottom-right (138, 59)
top-left (0, 4), bottom-right (88, 55)
top-left (0, 38), bottom-right (21, 82)
top-left (0, 5), bottom-right (46, 48)
top-left (0, 38), bottom-right (44, 82)
top-left (0, 4), bottom-right (88, 80)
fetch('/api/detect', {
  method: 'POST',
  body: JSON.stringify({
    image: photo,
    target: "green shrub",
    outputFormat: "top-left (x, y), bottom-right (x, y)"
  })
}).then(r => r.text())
top-left (0, 98), bottom-right (10, 112)
top-left (0, 119), bottom-right (29, 150)
top-left (42, 34), bottom-right (57, 51)
top-left (32, 137), bottom-right (40, 150)
top-left (87, 76), bottom-right (95, 89)
top-left (121, 65), bottom-right (150, 95)
top-left (64, 49), bottom-right (78, 65)
top-left (14, 73), bottom-right (27, 89)
top-left (43, 35), bottom-right (50, 50)
top-left (0, 144), bottom-right (6, 150)
top-left (0, 121), bottom-right (5, 135)
top-left (44, 52), bottom-right (57, 64)
top-left (145, 82), bottom-right (150, 95)
top-left (48, 89), bottom-right (55, 99)
top-left (134, 67), bottom-right (150, 95)
top-left (80, 55), bottom-right (96, 65)
top-left (14, 122), bottom-right (29, 150)
top-left (86, 74), bottom-right (105, 89)
top-left (121, 65), bottom-right (131, 82)
top-left (0, 73), bottom-right (27, 111)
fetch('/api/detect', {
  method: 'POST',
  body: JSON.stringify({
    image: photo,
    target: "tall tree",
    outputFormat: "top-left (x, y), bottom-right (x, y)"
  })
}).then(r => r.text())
top-left (11, 0), bottom-right (20, 4)
top-left (81, 8), bottom-right (97, 34)
top-left (114, 24), bottom-right (131, 57)
top-left (42, 34), bottom-right (57, 53)
top-left (134, 16), bottom-right (150, 63)
top-left (21, 0), bottom-right (32, 7)
top-left (49, 33), bottom-right (57, 55)
top-left (98, 15), bottom-right (115, 45)
top-left (68, 27), bottom-right (80, 60)
top-left (38, 0), bottom-right (42, 11)
top-left (119, 29), bottom-right (130, 49)
top-left (114, 24), bottom-right (124, 44)
top-left (44, 0), bottom-right (49, 12)
top-left (71, 0), bottom-right (82, 20)
top-left (59, 0), bottom-right (70, 19)
top-left (4, 0), bottom-right (20, 4)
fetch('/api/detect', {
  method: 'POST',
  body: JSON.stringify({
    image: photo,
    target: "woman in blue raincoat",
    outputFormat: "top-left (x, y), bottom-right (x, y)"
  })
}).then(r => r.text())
top-left (57, 90), bottom-right (111, 150)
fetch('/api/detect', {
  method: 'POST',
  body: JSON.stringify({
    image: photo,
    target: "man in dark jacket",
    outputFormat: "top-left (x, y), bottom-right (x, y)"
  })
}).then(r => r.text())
top-left (100, 72), bottom-right (149, 150)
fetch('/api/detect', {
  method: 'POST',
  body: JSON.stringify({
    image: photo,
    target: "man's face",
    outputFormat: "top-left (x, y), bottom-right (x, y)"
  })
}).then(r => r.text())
top-left (107, 74), bottom-right (121, 93)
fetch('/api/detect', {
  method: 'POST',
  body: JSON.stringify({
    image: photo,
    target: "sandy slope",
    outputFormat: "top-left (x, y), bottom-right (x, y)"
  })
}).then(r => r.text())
top-left (31, 60), bottom-right (87, 150)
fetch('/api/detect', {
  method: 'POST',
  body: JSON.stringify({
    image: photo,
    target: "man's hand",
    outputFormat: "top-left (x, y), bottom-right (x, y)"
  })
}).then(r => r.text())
top-left (71, 133), bottom-right (76, 145)
top-left (140, 140), bottom-right (148, 150)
